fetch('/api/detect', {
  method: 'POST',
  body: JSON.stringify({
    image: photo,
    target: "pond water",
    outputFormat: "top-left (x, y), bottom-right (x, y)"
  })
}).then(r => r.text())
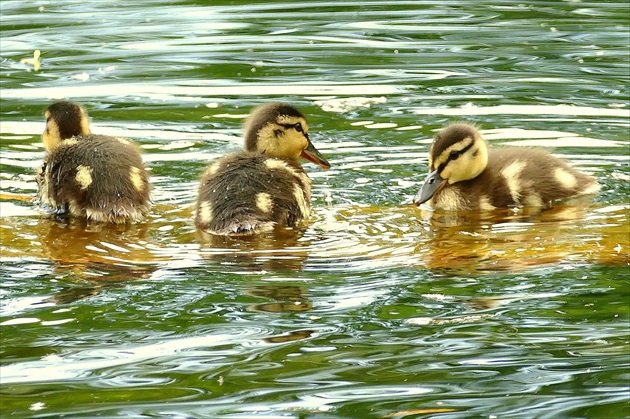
top-left (1, 1), bottom-right (629, 417)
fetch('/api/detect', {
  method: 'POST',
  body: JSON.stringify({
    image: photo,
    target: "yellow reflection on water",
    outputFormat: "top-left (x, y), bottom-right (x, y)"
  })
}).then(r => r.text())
top-left (1, 196), bottom-right (628, 283)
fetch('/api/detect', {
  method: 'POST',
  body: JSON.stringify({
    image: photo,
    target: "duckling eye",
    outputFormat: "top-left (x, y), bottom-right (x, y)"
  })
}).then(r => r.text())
top-left (449, 150), bottom-right (461, 160)
top-left (294, 123), bottom-right (303, 133)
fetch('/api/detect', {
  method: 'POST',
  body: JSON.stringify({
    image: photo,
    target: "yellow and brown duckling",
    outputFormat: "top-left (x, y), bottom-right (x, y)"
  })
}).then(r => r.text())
top-left (413, 123), bottom-right (600, 211)
top-left (37, 101), bottom-right (150, 223)
top-left (195, 103), bottom-right (330, 236)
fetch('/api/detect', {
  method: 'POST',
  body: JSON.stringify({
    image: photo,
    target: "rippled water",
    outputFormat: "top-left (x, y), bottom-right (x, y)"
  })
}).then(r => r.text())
top-left (1, 1), bottom-right (629, 417)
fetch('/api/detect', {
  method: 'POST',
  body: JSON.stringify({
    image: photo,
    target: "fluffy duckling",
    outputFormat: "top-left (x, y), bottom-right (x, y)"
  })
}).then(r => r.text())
top-left (37, 101), bottom-right (150, 223)
top-left (414, 123), bottom-right (600, 211)
top-left (195, 103), bottom-right (330, 236)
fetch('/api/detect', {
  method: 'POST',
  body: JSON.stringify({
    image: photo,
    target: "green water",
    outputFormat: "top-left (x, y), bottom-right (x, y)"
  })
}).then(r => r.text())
top-left (1, 1), bottom-right (629, 418)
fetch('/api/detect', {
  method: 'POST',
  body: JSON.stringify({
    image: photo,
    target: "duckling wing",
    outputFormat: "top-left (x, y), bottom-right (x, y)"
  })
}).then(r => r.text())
top-left (486, 148), bottom-right (599, 207)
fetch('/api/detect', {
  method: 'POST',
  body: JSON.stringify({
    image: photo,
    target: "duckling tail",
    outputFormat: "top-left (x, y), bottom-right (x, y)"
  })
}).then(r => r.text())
top-left (223, 219), bottom-right (276, 236)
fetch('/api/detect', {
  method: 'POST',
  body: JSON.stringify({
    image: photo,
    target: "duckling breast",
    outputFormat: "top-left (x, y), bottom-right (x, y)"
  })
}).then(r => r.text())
top-left (195, 153), bottom-right (312, 235)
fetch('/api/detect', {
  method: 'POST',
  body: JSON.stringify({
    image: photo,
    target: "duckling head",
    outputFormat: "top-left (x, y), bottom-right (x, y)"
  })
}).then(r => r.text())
top-left (43, 101), bottom-right (91, 152)
top-left (414, 123), bottom-right (488, 206)
top-left (244, 103), bottom-right (330, 170)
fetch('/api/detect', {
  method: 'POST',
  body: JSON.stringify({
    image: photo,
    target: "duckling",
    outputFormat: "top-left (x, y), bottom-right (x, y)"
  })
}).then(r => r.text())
top-left (195, 103), bottom-right (330, 236)
top-left (37, 101), bottom-right (150, 223)
top-left (413, 123), bottom-right (600, 211)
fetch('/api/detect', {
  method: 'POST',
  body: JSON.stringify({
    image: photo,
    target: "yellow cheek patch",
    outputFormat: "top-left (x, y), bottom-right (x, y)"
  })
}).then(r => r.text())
top-left (255, 124), bottom-right (279, 153)
top-left (79, 112), bottom-right (90, 135)
top-left (554, 168), bottom-right (577, 189)
top-left (256, 192), bottom-right (273, 214)
top-left (254, 115), bottom-right (309, 160)
top-left (43, 120), bottom-right (62, 151)
top-left (75, 165), bottom-right (94, 190)
top-left (197, 201), bottom-right (213, 224)
top-left (130, 166), bottom-right (145, 192)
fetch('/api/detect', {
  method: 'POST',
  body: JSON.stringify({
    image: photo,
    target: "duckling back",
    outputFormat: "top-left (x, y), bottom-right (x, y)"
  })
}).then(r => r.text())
top-left (488, 147), bottom-right (599, 207)
top-left (195, 153), bottom-right (311, 235)
top-left (38, 135), bottom-right (150, 223)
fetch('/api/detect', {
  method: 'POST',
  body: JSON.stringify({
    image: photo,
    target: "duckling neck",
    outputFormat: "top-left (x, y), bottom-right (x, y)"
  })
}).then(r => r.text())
top-left (272, 155), bottom-right (304, 170)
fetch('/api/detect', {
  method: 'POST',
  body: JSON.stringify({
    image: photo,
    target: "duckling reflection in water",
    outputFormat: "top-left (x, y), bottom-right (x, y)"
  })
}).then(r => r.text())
top-left (37, 101), bottom-right (150, 223)
top-left (195, 103), bottom-right (330, 236)
top-left (414, 123), bottom-right (600, 211)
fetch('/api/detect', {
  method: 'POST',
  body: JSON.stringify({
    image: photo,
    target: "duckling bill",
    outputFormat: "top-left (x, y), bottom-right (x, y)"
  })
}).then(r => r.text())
top-left (195, 103), bottom-right (330, 236)
top-left (37, 101), bottom-right (150, 223)
top-left (414, 123), bottom-right (600, 211)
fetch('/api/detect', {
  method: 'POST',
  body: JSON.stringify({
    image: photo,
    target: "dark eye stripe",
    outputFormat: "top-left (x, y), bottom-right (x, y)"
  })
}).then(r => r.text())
top-left (278, 123), bottom-right (307, 137)
top-left (436, 141), bottom-right (474, 175)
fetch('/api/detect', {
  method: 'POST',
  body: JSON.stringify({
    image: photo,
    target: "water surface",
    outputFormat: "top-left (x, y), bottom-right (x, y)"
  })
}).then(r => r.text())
top-left (1, 1), bottom-right (629, 418)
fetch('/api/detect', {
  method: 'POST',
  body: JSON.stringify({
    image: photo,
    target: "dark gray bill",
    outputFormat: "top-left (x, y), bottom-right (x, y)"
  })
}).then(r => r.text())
top-left (301, 139), bottom-right (330, 170)
top-left (413, 169), bottom-right (445, 206)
